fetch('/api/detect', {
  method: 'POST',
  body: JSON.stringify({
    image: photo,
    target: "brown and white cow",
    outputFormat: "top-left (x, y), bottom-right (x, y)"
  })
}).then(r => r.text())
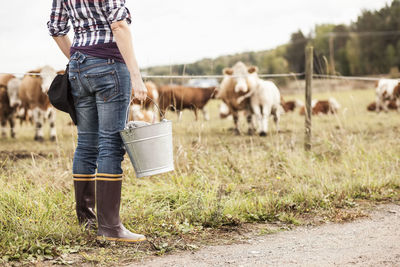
top-left (367, 100), bottom-right (397, 111)
top-left (0, 74), bottom-right (17, 138)
top-left (218, 62), bottom-right (283, 136)
top-left (375, 79), bottom-right (400, 112)
top-left (158, 85), bottom-right (216, 120)
top-left (216, 62), bottom-right (255, 135)
top-left (280, 97), bottom-right (303, 112)
top-left (299, 98), bottom-right (340, 115)
top-left (18, 66), bottom-right (57, 141)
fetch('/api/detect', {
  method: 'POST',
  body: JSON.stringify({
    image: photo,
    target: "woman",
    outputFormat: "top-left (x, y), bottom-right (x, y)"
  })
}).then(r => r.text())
top-left (48, 0), bottom-right (147, 243)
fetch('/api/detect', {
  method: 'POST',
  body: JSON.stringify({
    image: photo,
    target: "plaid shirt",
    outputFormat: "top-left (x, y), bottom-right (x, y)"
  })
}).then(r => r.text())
top-left (47, 0), bottom-right (131, 47)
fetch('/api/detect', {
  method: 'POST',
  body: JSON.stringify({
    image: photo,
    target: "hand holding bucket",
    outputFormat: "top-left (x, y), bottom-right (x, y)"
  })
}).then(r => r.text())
top-left (120, 97), bottom-right (174, 178)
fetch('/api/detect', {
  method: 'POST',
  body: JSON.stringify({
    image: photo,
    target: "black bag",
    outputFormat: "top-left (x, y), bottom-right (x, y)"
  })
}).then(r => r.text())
top-left (47, 65), bottom-right (77, 125)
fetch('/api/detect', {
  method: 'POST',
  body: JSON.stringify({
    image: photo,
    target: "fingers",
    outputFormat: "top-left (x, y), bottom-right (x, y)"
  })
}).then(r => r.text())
top-left (134, 88), bottom-right (147, 101)
top-left (132, 80), bottom-right (148, 101)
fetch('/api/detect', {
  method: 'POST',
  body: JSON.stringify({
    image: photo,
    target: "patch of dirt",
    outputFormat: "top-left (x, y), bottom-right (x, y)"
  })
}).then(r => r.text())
top-left (130, 204), bottom-right (400, 267)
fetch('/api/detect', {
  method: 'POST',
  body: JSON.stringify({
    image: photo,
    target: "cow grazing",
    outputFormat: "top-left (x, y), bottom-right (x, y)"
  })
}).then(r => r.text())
top-left (0, 74), bottom-right (17, 138)
top-left (19, 66), bottom-right (57, 141)
top-left (375, 79), bottom-right (400, 112)
top-left (158, 85), bottom-right (216, 120)
top-left (281, 98), bottom-right (303, 112)
top-left (367, 100), bottom-right (397, 111)
top-left (299, 98), bottom-right (340, 115)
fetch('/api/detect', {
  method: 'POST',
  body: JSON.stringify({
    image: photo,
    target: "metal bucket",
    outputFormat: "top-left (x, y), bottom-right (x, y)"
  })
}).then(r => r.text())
top-left (120, 98), bottom-right (174, 178)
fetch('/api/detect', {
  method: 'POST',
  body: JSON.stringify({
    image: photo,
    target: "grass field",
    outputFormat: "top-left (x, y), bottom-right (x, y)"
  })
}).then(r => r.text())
top-left (1, 87), bottom-right (399, 265)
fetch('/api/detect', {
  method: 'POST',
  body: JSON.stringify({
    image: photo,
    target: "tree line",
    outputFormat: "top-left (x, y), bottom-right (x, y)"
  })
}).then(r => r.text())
top-left (145, 0), bottom-right (400, 81)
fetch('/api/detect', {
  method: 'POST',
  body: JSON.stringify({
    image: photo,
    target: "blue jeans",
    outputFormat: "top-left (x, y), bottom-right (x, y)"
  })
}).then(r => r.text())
top-left (68, 52), bottom-right (130, 177)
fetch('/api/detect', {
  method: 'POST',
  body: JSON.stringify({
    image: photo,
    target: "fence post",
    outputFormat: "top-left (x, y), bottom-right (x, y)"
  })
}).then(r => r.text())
top-left (305, 46), bottom-right (313, 151)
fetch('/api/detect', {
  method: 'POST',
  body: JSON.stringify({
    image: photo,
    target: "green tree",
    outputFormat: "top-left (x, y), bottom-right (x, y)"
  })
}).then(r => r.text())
top-left (285, 30), bottom-right (309, 73)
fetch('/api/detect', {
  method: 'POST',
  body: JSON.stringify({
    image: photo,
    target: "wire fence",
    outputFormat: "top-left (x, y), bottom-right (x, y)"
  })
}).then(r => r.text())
top-left (0, 72), bottom-right (304, 79)
top-left (313, 74), bottom-right (383, 82)
top-left (0, 71), bottom-right (389, 84)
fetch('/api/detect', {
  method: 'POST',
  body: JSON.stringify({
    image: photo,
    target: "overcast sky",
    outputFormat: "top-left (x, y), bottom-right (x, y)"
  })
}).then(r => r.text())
top-left (0, 0), bottom-right (391, 74)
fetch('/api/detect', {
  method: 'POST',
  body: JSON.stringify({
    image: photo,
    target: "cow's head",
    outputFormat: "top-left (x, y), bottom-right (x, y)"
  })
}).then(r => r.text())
top-left (223, 62), bottom-right (259, 93)
top-left (40, 65), bottom-right (57, 94)
top-left (7, 78), bottom-right (22, 108)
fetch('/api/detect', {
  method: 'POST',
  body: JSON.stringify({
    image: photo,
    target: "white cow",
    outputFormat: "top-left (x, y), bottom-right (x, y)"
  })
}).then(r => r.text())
top-left (375, 79), bottom-right (400, 112)
top-left (236, 68), bottom-right (283, 136)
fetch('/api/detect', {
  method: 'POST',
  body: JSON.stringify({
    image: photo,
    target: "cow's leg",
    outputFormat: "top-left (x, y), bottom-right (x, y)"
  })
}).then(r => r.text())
top-left (245, 110), bottom-right (255, 135)
top-left (251, 104), bottom-right (264, 136)
top-left (48, 108), bottom-right (57, 141)
top-left (202, 108), bottom-right (210, 121)
top-left (261, 106), bottom-right (271, 137)
top-left (33, 107), bottom-right (44, 141)
top-left (383, 100), bottom-right (390, 113)
top-left (17, 107), bottom-right (25, 125)
top-left (1, 119), bottom-right (6, 138)
top-left (272, 106), bottom-right (281, 133)
top-left (376, 95), bottom-right (381, 113)
top-left (177, 111), bottom-right (183, 121)
top-left (194, 109), bottom-right (198, 121)
top-left (232, 111), bottom-right (240, 135)
top-left (27, 109), bottom-right (33, 125)
top-left (397, 98), bottom-right (400, 113)
top-left (8, 115), bottom-right (15, 138)
top-left (261, 105), bottom-right (272, 137)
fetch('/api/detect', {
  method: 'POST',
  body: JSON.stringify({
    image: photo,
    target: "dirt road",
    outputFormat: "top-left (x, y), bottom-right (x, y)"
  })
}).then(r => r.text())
top-left (131, 204), bottom-right (400, 266)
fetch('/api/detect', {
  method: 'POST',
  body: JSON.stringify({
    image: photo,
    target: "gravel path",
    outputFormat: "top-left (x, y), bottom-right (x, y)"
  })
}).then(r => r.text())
top-left (130, 204), bottom-right (400, 267)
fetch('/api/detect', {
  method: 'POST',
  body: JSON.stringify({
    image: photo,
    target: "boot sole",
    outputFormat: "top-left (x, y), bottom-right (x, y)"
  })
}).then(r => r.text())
top-left (96, 236), bottom-right (147, 243)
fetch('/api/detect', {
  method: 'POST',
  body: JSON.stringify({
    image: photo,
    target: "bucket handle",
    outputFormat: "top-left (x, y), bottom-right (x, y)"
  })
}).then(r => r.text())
top-left (125, 96), bottom-right (165, 125)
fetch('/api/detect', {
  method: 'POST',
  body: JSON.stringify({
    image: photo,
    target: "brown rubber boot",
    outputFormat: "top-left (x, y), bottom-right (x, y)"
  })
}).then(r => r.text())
top-left (73, 175), bottom-right (97, 230)
top-left (96, 176), bottom-right (146, 242)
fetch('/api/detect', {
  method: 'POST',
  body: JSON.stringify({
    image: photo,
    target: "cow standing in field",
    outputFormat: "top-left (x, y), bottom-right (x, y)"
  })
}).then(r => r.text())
top-left (0, 74), bottom-right (17, 138)
top-left (18, 66), bottom-right (57, 141)
top-left (216, 62), bottom-right (255, 135)
top-left (158, 85), bottom-right (216, 120)
top-left (375, 79), bottom-right (400, 112)
top-left (218, 62), bottom-right (283, 136)
top-left (236, 72), bottom-right (283, 135)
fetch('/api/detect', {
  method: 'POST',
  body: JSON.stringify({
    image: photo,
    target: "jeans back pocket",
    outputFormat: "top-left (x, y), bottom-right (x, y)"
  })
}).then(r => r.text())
top-left (84, 70), bottom-right (119, 101)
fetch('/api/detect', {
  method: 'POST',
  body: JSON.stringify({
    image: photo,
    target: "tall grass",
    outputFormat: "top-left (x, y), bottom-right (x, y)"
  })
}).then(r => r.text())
top-left (0, 88), bottom-right (399, 263)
